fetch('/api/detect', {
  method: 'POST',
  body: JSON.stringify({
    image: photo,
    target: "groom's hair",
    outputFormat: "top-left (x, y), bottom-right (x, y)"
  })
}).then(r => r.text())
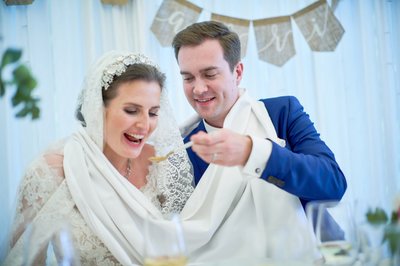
top-left (172, 20), bottom-right (241, 72)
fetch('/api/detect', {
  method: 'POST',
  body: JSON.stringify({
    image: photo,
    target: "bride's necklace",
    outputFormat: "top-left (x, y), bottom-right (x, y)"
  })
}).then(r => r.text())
top-left (125, 158), bottom-right (132, 179)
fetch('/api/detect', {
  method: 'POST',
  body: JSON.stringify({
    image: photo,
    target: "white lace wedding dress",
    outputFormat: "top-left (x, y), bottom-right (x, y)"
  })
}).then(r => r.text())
top-left (7, 141), bottom-right (122, 265)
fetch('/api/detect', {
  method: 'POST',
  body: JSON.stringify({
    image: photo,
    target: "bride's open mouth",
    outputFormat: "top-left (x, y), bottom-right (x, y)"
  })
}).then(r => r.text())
top-left (124, 133), bottom-right (144, 144)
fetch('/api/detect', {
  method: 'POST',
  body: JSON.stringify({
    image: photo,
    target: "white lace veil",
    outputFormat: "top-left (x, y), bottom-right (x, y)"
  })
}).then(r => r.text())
top-left (76, 51), bottom-right (194, 214)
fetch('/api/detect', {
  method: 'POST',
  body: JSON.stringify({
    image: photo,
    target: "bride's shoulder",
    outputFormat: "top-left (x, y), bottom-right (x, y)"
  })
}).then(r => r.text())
top-left (22, 138), bottom-right (67, 188)
top-left (12, 139), bottom-right (69, 247)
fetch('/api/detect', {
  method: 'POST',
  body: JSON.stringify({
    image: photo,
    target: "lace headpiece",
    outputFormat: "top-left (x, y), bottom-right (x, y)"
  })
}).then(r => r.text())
top-left (101, 54), bottom-right (160, 90)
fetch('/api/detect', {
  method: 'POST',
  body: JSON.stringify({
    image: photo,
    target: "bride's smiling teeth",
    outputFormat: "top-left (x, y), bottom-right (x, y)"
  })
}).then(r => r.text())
top-left (125, 133), bottom-right (145, 143)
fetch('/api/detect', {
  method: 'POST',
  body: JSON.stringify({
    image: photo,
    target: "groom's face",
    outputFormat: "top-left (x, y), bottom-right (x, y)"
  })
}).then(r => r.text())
top-left (177, 39), bottom-right (243, 128)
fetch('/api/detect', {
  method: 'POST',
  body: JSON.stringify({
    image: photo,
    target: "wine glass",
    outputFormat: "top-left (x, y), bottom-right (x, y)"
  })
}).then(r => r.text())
top-left (143, 213), bottom-right (187, 266)
top-left (22, 219), bottom-right (80, 266)
top-left (306, 200), bottom-right (359, 266)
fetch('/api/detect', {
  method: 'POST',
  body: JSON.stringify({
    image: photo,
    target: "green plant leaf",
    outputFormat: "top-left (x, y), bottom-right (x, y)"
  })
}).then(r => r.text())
top-left (24, 76), bottom-right (37, 90)
top-left (0, 80), bottom-right (4, 96)
top-left (366, 207), bottom-right (389, 225)
top-left (1, 48), bottom-right (40, 120)
top-left (15, 99), bottom-right (41, 119)
top-left (31, 105), bottom-right (40, 119)
top-left (15, 106), bottom-right (29, 118)
top-left (1, 48), bottom-right (22, 68)
top-left (384, 226), bottom-right (400, 255)
top-left (13, 65), bottom-right (31, 83)
top-left (391, 211), bottom-right (399, 224)
top-left (11, 89), bottom-right (24, 106)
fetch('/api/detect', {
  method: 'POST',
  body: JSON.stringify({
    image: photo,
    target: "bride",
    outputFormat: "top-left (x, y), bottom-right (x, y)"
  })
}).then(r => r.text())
top-left (4, 51), bottom-right (194, 265)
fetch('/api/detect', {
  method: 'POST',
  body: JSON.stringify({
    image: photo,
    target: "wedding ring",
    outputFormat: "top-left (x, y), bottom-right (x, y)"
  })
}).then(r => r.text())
top-left (211, 153), bottom-right (218, 162)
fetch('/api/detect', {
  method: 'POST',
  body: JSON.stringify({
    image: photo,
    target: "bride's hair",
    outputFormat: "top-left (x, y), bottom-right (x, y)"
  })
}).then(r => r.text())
top-left (76, 62), bottom-right (166, 125)
top-left (102, 63), bottom-right (166, 107)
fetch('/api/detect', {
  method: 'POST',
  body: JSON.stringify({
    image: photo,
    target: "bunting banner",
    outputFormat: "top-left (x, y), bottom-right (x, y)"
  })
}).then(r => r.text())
top-left (331, 0), bottom-right (340, 11)
top-left (151, 0), bottom-right (202, 46)
top-left (151, 0), bottom-right (345, 66)
top-left (293, 0), bottom-right (344, 51)
top-left (211, 14), bottom-right (250, 58)
top-left (253, 16), bottom-right (295, 66)
top-left (101, 0), bottom-right (127, 5)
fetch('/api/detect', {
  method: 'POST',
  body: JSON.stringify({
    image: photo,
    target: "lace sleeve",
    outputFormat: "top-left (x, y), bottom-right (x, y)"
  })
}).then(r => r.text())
top-left (10, 149), bottom-right (65, 249)
top-left (141, 89), bottom-right (194, 215)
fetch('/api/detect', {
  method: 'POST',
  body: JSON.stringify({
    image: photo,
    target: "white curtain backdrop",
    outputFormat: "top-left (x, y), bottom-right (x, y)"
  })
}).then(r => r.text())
top-left (1, 0), bottom-right (399, 261)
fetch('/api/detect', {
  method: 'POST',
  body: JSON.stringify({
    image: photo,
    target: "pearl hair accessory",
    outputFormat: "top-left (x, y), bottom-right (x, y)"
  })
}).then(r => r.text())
top-left (101, 53), bottom-right (159, 90)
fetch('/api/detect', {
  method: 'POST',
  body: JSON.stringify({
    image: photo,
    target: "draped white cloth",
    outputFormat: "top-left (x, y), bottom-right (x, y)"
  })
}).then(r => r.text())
top-left (64, 127), bottom-right (160, 265)
top-left (178, 90), bottom-right (319, 263)
top-left (1, 0), bottom-right (400, 262)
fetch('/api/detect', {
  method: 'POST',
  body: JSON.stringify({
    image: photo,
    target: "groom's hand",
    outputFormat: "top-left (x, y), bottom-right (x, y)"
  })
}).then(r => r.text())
top-left (190, 129), bottom-right (252, 166)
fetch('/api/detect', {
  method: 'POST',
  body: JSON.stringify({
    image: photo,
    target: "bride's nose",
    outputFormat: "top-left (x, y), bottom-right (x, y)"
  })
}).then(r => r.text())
top-left (135, 113), bottom-right (150, 131)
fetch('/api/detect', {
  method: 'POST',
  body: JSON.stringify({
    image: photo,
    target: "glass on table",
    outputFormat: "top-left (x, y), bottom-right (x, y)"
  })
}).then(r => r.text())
top-left (143, 213), bottom-right (187, 266)
top-left (22, 219), bottom-right (80, 266)
top-left (306, 200), bottom-right (359, 266)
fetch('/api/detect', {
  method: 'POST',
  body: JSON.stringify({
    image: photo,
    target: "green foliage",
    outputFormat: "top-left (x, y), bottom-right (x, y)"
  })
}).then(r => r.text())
top-left (366, 207), bottom-right (389, 225)
top-left (391, 210), bottom-right (399, 224)
top-left (366, 207), bottom-right (400, 256)
top-left (384, 225), bottom-right (400, 256)
top-left (0, 48), bottom-right (40, 119)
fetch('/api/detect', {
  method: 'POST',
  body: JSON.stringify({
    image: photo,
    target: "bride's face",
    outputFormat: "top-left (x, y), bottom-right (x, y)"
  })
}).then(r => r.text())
top-left (103, 80), bottom-right (161, 161)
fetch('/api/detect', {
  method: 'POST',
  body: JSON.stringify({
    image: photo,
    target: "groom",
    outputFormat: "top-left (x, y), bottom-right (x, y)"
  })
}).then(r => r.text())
top-left (172, 21), bottom-right (347, 209)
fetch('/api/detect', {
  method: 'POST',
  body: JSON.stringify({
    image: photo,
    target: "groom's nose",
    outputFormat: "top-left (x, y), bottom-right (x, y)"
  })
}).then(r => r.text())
top-left (192, 79), bottom-right (208, 94)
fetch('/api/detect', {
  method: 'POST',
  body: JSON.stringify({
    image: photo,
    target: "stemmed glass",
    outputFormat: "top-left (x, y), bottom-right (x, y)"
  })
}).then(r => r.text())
top-left (143, 213), bottom-right (187, 266)
top-left (22, 220), bottom-right (80, 266)
top-left (306, 201), bottom-right (359, 266)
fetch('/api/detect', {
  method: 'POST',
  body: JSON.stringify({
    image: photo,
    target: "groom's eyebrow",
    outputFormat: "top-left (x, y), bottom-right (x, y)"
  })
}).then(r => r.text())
top-left (180, 70), bottom-right (192, 75)
top-left (180, 66), bottom-right (218, 75)
top-left (200, 67), bottom-right (218, 73)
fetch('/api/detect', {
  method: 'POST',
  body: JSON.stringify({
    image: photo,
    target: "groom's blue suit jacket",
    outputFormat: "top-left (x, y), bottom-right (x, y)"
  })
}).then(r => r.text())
top-left (183, 96), bottom-right (347, 208)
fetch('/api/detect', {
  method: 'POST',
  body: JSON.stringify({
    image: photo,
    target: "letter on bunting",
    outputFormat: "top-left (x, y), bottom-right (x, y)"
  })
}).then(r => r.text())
top-left (253, 16), bottom-right (295, 67)
top-left (211, 14), bottom-right (250, 58)
top-left (293, 0), bottom-right (344, 51)
top-left (151, 0), bottom-right (202, 46)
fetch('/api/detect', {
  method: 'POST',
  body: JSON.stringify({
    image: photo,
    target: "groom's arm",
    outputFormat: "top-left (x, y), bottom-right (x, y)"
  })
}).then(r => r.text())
top-left (260, 96), bottom-right (347, 202)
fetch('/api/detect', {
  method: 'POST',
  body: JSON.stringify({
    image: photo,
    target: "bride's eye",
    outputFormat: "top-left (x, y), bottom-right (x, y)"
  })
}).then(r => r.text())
top-left (149, 112), bottom-right (159, 117)
top-left (124, 109), bottom-right (137, 115)
top-left (149, 107), bottom-right (160, 117)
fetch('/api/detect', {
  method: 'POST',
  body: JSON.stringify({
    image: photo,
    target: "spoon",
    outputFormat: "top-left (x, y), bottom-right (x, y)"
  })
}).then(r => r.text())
top-left (148, 141), bottom-right (193, 163)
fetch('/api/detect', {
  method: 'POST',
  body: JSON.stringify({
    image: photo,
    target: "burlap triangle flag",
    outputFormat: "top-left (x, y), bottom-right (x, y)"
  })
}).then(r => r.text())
top-left (211, 13), bottom-right (250, 58)
top-left (151, 0), bottom-right (202, 46)
top-left (293, 0), bottom-right (344, 51)
top-left (253, 16), bottom-right (295, 66)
